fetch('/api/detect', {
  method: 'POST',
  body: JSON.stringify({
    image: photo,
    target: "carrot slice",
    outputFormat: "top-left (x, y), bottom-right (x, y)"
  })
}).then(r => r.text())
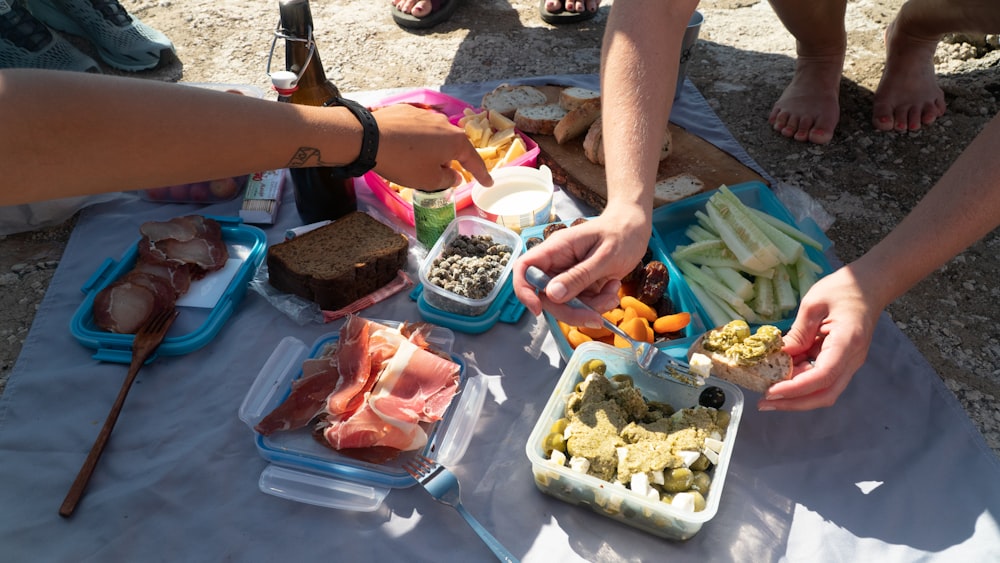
top-left (653, 312), bottom-right (691, 334)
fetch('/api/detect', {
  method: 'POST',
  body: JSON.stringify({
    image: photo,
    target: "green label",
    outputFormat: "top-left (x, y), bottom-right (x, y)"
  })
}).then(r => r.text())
top-left (414, 201), bottom-right (456, 247)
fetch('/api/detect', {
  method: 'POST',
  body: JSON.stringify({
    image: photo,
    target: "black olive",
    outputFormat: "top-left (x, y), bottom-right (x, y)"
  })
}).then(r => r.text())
top-left (698, 386), bottom-right (726, 409)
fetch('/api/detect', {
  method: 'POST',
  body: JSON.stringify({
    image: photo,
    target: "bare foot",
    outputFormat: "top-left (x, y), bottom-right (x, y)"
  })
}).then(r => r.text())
top-left (544, 0), bottom-right (599, 14)
top-left (872, 19), bottom-right (945, 132)
top-left (392, 0), bottom-right (432, 17)
top-left (768, 53), bottom-right (844, 145)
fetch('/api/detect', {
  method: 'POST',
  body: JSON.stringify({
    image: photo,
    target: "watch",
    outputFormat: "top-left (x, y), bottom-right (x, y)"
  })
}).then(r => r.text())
top-left (323, 96), bottom-right (379, 177)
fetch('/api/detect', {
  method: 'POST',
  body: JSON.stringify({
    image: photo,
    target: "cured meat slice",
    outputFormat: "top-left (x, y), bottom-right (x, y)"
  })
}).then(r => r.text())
top-left (131, 259), bottom-right (193, 296)
top-left (140, 214), bottom-right (221, 243)
top-left (322, 398), bottom-right (428, 451)
top-left (93, 279), bottom-right (157, 334)
top-left (255, 356), bottom-right (340, 436)
top-left (325, 315), bottom-right (376, 415)
top-left (368, 339), bottom-right (460, 424)
top-left (139, 235), bottom-right (228, 274)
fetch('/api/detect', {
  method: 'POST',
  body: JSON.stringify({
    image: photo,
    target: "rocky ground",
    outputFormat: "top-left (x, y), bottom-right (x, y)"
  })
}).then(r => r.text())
top-left (2, 0), bottom-right (997, 454)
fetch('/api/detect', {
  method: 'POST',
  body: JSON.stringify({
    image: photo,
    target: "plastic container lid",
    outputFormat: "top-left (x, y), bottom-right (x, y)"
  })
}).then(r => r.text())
top-left (410, 276), bottom-right (526, 334)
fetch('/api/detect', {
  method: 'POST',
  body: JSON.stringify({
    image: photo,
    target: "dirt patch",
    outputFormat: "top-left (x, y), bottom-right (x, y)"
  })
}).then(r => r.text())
top-left (2, 0), bottom-right (997, 452)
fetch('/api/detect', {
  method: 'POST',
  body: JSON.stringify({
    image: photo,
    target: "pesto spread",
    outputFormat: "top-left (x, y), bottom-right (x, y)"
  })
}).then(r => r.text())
top-left (703, 320), bottom-right (783, 367)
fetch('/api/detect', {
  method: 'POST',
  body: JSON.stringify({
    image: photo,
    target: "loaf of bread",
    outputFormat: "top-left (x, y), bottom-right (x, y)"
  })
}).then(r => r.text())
top-left (582, 118), bottom-right (604, 165)
top-left (687, 323), bottom-right (793, 393)
top-left (559, 86), bottom-right (600, 111)
top-left (267, 211), bottom-right (409, 310)
top-left (481, 84), bottom-right (549, 118)
top-left (514, 103), bottom-right (568, 135)
top-left (554, 98), bottom-right (601, 144)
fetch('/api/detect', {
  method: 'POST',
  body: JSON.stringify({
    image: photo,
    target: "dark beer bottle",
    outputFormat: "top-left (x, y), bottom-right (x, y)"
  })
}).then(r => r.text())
top-left (274, 0), bottom-right (357, 224)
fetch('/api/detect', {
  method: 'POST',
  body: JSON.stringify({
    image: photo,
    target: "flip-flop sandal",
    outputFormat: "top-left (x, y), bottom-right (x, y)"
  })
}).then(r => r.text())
top-left (539, 0), bottom-right (596, 25)
top-left (392, 0), bottom-right (460, 30)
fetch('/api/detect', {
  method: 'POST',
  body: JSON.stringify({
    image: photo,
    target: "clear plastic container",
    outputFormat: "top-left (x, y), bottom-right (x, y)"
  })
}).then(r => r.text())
top-left (525, 341), bottom-right (744, 540)
top-left (418, 216), bottom-right (524, 317)
top-left (238, 321), bottom-right (487, 511)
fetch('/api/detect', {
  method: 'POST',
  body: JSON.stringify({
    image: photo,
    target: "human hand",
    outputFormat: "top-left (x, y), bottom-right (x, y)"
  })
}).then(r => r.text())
top-left (370, 103), bottom-right (492, 191)
top-left (512, 209), bottom-right (651, 328)
top-left (758, 265), bottom-right (883, 411)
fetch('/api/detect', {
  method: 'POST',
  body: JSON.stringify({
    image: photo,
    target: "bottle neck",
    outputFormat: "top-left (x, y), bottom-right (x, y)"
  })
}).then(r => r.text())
top-left (277, 0), bottom-right (340, 105)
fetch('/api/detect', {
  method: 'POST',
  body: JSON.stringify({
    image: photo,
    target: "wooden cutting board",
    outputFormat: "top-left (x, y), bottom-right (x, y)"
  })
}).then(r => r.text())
top-left (526, 86), bottom-right (768, 212)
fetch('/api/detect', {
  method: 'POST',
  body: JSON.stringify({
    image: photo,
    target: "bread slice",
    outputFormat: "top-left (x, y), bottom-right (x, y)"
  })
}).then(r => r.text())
top-left (659, 127), bottom-right (673, 161)
top-left (559, 86), bottom-right (601, 111)
top-left (554, 98), bottom-right (601, 144)
top-left (481, 84), bottom-right (548, 119)
top-left (687, 332), bottom-right (793, 393)
top-left (514, 103), bottom-right (568, 135)
top-left (582, 118), bottom-right (604, 165)
top-left (266, 211), bottom-right (408, 310)
top-left (653, 173), bottom-right (704, 205)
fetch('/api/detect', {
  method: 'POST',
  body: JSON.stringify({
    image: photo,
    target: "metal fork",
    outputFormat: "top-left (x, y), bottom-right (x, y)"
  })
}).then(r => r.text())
top-left (59, 307), bottom-right (179, 517)
top-left (525, 266), bottom-right (705, 387)
top-left (403, 455), bottom-right (519, 563)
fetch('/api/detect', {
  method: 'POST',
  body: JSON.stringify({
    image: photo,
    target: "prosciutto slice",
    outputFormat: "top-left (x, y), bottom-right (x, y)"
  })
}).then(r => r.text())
top-left (368, 338), bottom-right (460, 424)
top-left (325, 315), bottom-right (375, 415)
top-left (322, 399), bottom-right (428, 451)
top-left (254, 356), bottom-right (339, 436)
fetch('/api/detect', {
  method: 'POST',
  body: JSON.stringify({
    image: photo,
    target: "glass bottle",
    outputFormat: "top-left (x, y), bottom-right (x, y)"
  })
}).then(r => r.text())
top-left (412, 187), bottom-right (456, 248)
top-left (272, 0), bottom-right (357, 225)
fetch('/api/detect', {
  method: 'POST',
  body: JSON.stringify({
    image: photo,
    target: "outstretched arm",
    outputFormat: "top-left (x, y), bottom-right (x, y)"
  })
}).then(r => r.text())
top-left (764, 112), bottom-right (1000, 411)
top-left (0, 69), bottom-right (489, 206)
top-left (512, 0), bottom-right (700, 327)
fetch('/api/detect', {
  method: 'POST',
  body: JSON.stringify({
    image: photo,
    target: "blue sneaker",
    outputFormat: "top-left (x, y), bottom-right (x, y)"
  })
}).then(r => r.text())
top-left (26, 0), bottom-right (174, 71)
top-left (0, 0), bottom-right (100, 72)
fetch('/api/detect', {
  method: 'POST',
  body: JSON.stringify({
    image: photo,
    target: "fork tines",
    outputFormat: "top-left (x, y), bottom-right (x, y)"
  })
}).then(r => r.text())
top-left (403, 454), bottom-right (436, 478)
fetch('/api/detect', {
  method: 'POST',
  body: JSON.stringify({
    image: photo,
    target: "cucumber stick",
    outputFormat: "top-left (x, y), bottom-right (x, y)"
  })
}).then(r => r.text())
top-left (677, 260), bottom-right (758, 321)
top-left (707, 265), bottom-right (754, 301)
top-left (750, 208), bottom-right (824, 251)
top-left (706, 197), bottom-right (782, 272)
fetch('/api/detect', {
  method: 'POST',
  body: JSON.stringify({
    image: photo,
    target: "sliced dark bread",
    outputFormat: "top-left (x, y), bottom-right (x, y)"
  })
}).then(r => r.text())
top-left (267, 211), bottom-right (408, 310)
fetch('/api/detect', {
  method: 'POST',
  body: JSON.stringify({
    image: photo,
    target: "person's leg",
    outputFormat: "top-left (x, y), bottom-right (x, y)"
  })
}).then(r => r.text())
top-left (767, 0), bottom-right (847, 144)
top-left (873, 0), bottom-right (1000, 132)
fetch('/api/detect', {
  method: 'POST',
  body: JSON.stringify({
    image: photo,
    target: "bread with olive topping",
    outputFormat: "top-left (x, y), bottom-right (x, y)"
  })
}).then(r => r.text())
top-left (687, 321), bottom-right (793, 393)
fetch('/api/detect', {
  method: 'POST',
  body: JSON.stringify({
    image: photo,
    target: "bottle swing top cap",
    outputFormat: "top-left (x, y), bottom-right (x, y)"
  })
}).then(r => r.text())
top-left (270, 71), bottom-right (299, 95)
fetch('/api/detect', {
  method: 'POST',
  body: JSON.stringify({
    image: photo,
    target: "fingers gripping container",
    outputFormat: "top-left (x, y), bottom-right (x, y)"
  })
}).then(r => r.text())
top-left (521, 219), bottom-right (709, 362)
top-left (651, 181), bottom-right (834, 333)
top-left (361, 88), bottom-right (540, 226)
top-left (526, 341), bottom-right (744, 540)
top-left (69, 216), bottom-right (268, 363)
top-left (414, 216), bottom-right (526, 333)
top-left (238, 322), bottom-right (487, 511)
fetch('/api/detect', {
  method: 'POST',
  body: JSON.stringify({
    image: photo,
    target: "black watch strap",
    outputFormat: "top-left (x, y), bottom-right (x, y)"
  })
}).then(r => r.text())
top-left (324, 96), bottom-right (379, 177)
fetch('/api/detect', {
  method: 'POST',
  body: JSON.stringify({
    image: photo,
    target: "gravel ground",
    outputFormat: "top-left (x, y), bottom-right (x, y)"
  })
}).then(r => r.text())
top-left (2, 0), bottom-right (997, 455)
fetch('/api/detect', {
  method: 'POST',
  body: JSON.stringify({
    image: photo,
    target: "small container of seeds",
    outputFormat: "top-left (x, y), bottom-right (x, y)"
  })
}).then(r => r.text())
top-left (418, 216), bottom-right (524, 317)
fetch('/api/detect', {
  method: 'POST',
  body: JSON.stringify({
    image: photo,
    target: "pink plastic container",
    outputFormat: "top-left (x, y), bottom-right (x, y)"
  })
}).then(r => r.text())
top-left (362, 89), bottom-right (540, 226)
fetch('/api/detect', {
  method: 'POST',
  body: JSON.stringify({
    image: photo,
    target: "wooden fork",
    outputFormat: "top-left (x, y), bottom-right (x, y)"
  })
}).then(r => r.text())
top-left (59, 307), bottom-right (178, 518)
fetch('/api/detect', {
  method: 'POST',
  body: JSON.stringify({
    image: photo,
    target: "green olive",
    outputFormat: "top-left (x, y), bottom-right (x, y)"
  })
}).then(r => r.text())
top-left (689, 454), bottom-right (710, 472)
top-left (663, 467), bottom-right (695, 493)
top-left (580, 359), bottom-right (607, 377)
top-left (689, 490), bottom-right (707, 512)
top-left (542, 432), bottom-right (566, 455)
top-left (691, 471), bottom-right (711, 494)
top-left (550, 418), bottom-right (569, 436)
top-left (610, 374), bottom-right (634, 388)
top-left (716, 410), bottom-right (731, 429)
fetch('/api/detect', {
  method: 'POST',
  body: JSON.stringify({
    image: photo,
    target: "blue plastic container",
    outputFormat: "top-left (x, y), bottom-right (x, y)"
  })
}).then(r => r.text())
top-left (410, 277), bottom-right (525, 335)
top-left (238, 321), bottom-right (487, 511)
top-left (69, 216), bottom-right (267, 363)
top-left (651, 181), bottom-right (834, 332)
top-left (521, 218), bottom-right (709, 362)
